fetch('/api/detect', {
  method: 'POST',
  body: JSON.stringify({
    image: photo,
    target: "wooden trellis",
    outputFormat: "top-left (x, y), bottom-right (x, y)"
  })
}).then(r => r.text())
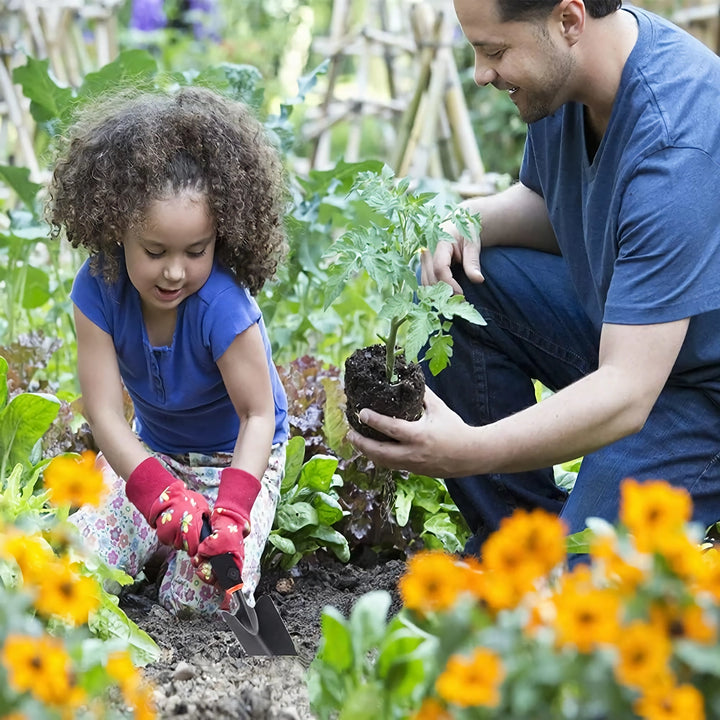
top-left (0, 0), bottom-right (122, 179)
top-left (305, 0), bottom-right (492, 193)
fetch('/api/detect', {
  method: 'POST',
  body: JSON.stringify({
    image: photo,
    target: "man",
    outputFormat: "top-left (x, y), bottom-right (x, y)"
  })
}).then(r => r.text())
top-left (347, 0), bottom-right (720, 554)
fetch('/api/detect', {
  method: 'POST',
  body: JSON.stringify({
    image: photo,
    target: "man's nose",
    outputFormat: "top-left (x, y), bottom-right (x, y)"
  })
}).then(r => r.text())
top-left (474, 60), bottom-right (498, 87)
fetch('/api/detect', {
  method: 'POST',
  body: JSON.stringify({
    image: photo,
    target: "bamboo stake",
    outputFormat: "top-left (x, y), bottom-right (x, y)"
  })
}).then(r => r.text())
top-left (391, 3), bottom-right (441, 173)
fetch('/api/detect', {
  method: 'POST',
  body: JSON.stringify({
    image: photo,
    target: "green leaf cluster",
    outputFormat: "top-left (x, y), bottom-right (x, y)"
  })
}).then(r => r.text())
top-left (265, 436), bottom-right (350, 569)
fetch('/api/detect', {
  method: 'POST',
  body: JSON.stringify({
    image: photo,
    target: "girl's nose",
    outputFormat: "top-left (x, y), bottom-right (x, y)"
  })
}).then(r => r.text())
top-left (163, 259), bottom-right (184, 283)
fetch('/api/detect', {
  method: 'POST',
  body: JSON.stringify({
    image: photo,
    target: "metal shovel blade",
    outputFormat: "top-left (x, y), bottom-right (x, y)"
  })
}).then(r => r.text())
top-left (201, 518), bottom-right (297, 656)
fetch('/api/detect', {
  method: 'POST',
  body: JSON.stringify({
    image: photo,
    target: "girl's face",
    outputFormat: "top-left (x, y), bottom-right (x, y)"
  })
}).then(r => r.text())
top-left (122, 191), bottom-right (216, 314)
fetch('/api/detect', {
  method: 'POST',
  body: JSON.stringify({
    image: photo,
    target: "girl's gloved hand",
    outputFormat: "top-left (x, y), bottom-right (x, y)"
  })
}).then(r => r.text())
top-left (126, 457), bottom-right (209, 555)
top-left (194, 468), bottom-right (261, 585)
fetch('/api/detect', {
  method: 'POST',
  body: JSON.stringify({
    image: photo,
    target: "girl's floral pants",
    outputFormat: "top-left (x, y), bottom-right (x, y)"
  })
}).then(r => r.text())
top-left (69, 443), bottom-right (286, 617)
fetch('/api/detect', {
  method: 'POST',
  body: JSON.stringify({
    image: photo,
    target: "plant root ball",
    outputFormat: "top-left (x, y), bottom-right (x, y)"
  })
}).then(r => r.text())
top-left (343, 344), bottom-right (425, 442)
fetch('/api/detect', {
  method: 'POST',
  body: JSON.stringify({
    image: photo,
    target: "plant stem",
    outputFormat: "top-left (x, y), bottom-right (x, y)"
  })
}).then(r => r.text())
top-left (385, 315), bottom-right (407, 383)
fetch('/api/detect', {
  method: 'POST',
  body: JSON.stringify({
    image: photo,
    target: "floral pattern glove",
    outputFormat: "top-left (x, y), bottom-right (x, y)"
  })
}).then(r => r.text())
top-left (126, 457), bottom-right (209, 555)
top-left (195, 468), bottom-right (261, 585)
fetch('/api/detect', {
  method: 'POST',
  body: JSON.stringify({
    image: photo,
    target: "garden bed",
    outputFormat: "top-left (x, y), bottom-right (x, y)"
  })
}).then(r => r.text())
top-left (120, 557), bottom-right (405, 719)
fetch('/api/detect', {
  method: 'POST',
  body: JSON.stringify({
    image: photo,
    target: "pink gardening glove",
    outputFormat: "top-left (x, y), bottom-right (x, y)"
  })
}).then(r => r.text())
top-left (194, 468), bottom-right (261, 586)
top-left (126, 457), bottom-right (209, 556)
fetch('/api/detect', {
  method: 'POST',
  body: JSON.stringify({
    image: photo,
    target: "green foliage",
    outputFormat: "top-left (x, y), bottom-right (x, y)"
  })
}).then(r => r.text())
top-left (278, 356), bottom-right (470, 559)
top-left (265, 436), bottom-right (350, 569)
top-left (322, 165), bottom-right (485, 381)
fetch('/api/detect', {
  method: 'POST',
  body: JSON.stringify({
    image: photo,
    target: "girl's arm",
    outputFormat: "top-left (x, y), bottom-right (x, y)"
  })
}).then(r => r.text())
top-left (216, 323), bottom-right (276, 478)
top-left (74, 305), bottom-right (152, 478)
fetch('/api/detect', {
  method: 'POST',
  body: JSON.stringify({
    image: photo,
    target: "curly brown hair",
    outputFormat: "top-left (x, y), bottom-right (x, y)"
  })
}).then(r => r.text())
top-left (47, 86), bottom-right (287, 295)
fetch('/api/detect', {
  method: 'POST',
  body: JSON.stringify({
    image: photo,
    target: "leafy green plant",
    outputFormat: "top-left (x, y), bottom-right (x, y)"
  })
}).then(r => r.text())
top-left (322, 164), bottom-right (485, 381)
top-left (264, 436), bottom-right (350, 569)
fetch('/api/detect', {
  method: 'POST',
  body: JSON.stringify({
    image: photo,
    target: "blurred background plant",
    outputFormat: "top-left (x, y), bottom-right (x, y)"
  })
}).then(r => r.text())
top-left (309, 479), bottom-right (720, 720)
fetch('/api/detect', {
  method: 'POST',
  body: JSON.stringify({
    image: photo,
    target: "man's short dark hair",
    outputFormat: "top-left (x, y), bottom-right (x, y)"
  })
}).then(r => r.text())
top-left (496, 0), bottom-right (621, 21)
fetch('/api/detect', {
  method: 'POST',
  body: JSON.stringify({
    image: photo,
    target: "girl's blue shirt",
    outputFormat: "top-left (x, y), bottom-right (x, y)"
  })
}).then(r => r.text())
top-left (520, 6), bottom-right (720, 400)
top-left (71, 256), bottom-right (289, 455)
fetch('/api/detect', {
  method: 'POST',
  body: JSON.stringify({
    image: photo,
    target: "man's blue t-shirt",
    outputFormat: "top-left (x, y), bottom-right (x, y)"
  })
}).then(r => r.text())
top-left (71, 257), bottom-right (289, 455)
top-left (520, 6), bottom-right (720, 396)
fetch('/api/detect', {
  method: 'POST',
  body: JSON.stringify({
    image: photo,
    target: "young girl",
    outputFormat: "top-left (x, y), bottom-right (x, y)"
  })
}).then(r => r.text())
top-left (47, 86), bottom-right (289, 616)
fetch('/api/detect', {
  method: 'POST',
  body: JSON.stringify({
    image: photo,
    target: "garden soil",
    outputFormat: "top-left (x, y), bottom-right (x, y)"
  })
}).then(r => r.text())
top-left (120, 556), bottom-right (405, 719)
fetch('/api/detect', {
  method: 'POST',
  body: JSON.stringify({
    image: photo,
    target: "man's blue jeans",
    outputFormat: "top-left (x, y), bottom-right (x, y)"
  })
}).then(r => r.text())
top-left (425, 246), bottom-right (720, 555)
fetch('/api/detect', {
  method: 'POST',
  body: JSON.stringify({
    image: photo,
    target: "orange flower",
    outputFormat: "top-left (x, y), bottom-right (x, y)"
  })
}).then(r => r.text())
top-left (650, 601), bottom-right (716, 645)
top-left (614, 620), bottom-right (672, 690)
top-left (400, 551), bottom-right (465, 615)
top-left (634, 682), bottom-right (705, 720)
top-left (34, 555), bottom-right (101, 626)
top-left (692, 547), bottom-right (720, 601)
top-left (484, 509), bottom-right (566, 582)
top-left (435, 648), bottom-right (505, 708)
top-left (620, 479), bottom-right (691, 553)
top-left (411, 698), bottom-right (452, 720)
top-left (2, 633), bottom-right (85, 708)
top-left (552, 568), bottom-right (621, 652)
top-left (43, 450), bottom-right (106, 508)
top-left (0, 531), bottom-right (55, 585)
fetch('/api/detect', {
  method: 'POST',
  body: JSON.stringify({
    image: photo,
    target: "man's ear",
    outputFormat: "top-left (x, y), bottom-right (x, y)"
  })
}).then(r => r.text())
top-left (554, 0), bottom-right (585, 46)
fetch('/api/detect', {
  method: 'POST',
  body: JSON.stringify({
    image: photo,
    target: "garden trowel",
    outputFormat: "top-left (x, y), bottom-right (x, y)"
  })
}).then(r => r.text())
top-left (201, 519), bottom-right (297, 656)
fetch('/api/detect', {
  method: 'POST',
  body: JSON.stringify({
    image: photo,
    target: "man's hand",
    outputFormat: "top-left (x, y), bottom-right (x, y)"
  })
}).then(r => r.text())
top-left (347, 386), bottom-right (475, 478)
top-left (421, 218), bottom-right (483, 293)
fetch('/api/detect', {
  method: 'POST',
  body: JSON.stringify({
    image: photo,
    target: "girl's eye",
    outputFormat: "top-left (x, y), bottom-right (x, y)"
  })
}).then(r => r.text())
top-left (145, 249), bottom-right (164, 258)
top-left (187, 249), bottom-right (207, 258)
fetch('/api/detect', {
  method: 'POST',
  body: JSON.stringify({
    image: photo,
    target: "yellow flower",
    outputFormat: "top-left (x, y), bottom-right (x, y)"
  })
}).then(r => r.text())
top-left (620, 479), bottom-right (691, 553)
top-left (43, 450), bottom-right (106, 508)
top-left (552, 568), bottom-right (621, 653)
top-left (614, 620), bottom-right (672, 690)
top-left (399, 551), bottom-right (465, 614)
top-left (2, 633), bottom-right (85, 708)
top-left (483, 509), bottom-right (566, 586)
top-left (650, 601), bottom-right (716, 645)
top-left (34, 555), bottom-right (101, 625)
top-left (0, 531), bottom-right (55, 585)
top-left (107, 650), bottom-right (156, 717)
top-left (634, 681), bottom-right (705, 720)
top-left (411, 698), bottom-right (452, 720)
top-left (692, 547), bottom-right (720, 601)
top-left (435, 648), bottom-right (505, 708)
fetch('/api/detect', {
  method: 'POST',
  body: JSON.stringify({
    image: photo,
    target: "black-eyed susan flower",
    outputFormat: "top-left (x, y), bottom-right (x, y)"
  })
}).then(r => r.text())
top-left (2, 633), bottom-right (85, 708)
top-left (34, 555), bottom-right (101, 625)
top-left (614, 620), bottom-right (672, 690)
top-left (552, 570), bottom-right (621, 652)
top-left (481, 508), bottom-right (566, 607)
top-left (43, 450), bottom-right (106, 508)
top-left (634, 681), bottom-right (705, 720)
top-left (620, 479), bottom-right (691, 553)
top-left (399, 551), bottom-right (465, 615)
top-left (435, 648), bottom-right (505, 708)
